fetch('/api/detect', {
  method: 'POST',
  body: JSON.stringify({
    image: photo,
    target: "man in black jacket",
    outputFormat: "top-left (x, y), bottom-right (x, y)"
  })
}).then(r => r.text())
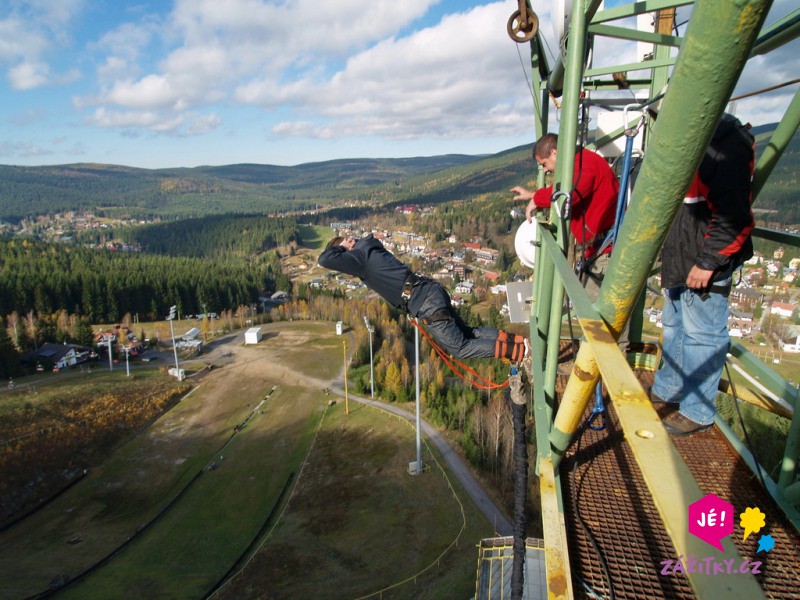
top-left (318, 234), bottom-right (527, 361)
top-left (651, 114), bottom-right (755, 435)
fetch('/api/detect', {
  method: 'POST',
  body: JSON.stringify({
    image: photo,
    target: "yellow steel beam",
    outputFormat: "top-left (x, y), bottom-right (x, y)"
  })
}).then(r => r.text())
top-left (538, 456), bottom-right (573, 600)
top-left (567, 315), bottom-right (767, 600)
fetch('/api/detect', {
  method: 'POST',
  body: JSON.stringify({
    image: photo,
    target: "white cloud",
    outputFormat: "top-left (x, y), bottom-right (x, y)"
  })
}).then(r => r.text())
top-left (26, 0), bottom-right (797, 160)
top-left (0, 140), bottom-right (51, 158)
top-left (66, 142), bottom-right (87, 156)
top-left (79, 0), bottom-right (444, 130)
top-left (9, 62), bottom-right (50, 90)
top-left (0, 1), bottom-right (85, 89)
top-left (171, 0), bottom-right (437, 56)
top-left (265, 3), bottom-right (534, 141)
top-left (107, 74), bottom-right (178, 109)
top-left (0, 18), bottom-right (49, 62)
top-left (185, 113), bottom-right (222, 135)
top-left (85, 106), bottom-right (221, 137)
top-left (86, 106), bottom-right (181, 130)
top-left (9, 107), bottom-right (48, 126)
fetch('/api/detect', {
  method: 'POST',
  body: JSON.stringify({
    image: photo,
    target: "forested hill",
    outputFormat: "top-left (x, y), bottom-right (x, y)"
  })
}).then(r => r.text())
top-left (1, 123), bottom-right (798, 225)
top-left (0, 153), bottom-right (496, 222)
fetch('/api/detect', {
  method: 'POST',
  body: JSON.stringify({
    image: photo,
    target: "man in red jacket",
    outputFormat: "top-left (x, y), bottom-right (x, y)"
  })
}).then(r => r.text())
top-left (511, 134), bottom-right (624, 344)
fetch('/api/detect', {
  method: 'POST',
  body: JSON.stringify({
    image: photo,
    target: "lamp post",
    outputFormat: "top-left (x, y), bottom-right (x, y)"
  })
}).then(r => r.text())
top-left (342, 340), bottom-right (349, 415)
top-left (123, 345), bottom-right (131, 377)
top-left (105, 333), bottom-right (114, 371)
top-left (411, 322), bottom-right (422, 475)
top-left (167, 305), bottom-right (180, 373)
top-left (363, 316), bottom-right (375, 399)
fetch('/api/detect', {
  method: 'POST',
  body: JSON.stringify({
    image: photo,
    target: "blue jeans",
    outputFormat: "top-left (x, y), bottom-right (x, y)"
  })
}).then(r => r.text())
top-left (413, 283), bottom-right (499, 359)
top-left (652, 286), bottom-right (730, 425)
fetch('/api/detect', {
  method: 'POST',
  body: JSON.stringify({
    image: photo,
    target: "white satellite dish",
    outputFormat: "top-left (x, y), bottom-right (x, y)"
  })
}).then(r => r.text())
top-left (553, 0), bottom-right (574, 45)
top-left (514, 219), bottom-right (538, 269)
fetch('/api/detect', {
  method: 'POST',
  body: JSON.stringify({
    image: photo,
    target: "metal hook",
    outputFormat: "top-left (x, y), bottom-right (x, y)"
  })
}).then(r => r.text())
top-left (551, 189), bottom-right (571, 221)
top-left (623, 103), bottom-right (646, 138)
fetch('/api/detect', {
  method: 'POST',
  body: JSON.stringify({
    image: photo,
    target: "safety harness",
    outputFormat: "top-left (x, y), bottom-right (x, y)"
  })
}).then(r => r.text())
top-left (402, 272), bottom-right (525, 363)
top-left (399, 272), bottom-right (426, 313)
top-left (400, 272), bottom-right (456, 324)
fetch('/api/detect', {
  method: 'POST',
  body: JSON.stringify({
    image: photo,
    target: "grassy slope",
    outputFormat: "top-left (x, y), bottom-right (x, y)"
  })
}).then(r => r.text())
top-left (215, 403), bottom-right (492, 600)
top-left (0, 322), bottom-right (493, 599)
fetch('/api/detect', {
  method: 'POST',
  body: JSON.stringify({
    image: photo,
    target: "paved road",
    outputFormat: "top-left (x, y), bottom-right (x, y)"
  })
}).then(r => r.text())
top-left (328, 383), bottom-right (513, 536)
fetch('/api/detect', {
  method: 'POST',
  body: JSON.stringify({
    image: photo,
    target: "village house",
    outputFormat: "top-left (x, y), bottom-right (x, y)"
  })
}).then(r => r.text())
top-left (770, 302), bottom-right (797, 319)
top-left (778, 327), bottom-right (800, 353)
top-left (455, 280), bottom-right (475, 295)
top-left (453, 264), bottom-right (471, 280)
top-left (744, 252), bottom-right (763, 265)
top-left (728, 308), bottom-right (754, 338)
top-left (23, 342), bottom-right (94, 371)
top-left (765, 262), bottom-right (781, 277)
top-left (433, 267), bottom-right (453, 282)
top-left (474, 247), bottom-right (499, 264)
top-left (729, 287), bottom-right (764, 309)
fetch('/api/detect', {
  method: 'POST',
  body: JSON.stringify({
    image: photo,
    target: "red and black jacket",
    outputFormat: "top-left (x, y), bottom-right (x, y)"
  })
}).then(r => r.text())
top-left (660, 114), bottom-right (755, 292)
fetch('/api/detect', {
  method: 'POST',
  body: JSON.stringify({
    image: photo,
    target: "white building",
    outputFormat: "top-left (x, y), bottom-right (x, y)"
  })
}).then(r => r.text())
top-left (455, 281), bottom-right (474, 295)
top-left (245, 327), bottom-right (263, 345)
top-left (181, 327), bottom-right (201, 341)
top-left (780, 335), bottom-right (800, 353)
top-left (770, 302), bottom-right (796, 318)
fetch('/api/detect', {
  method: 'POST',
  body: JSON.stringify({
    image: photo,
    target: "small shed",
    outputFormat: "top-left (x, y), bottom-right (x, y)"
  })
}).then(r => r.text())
top-left (245, 327), bottom-right (263, 345)
top-left (182, 327), bottom-right (201, 341)
top-left (336, 321), bottom-right (344, 335)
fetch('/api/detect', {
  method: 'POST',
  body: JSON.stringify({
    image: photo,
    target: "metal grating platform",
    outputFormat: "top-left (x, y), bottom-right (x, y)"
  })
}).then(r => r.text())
top-left (559, 370), bottom-right (800, 599)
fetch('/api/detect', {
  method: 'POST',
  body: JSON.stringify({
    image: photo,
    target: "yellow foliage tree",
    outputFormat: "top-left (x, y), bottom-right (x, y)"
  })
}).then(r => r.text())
top-left (384, 362), bottom-right (402, 400)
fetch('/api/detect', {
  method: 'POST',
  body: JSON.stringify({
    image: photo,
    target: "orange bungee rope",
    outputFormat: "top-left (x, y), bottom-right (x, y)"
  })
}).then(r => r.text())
top-left (409, 318), bottom-right (509, 390)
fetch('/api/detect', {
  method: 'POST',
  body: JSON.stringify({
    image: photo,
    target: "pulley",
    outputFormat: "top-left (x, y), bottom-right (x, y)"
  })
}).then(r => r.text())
top-left (507, 1), bottom-right (538, 43)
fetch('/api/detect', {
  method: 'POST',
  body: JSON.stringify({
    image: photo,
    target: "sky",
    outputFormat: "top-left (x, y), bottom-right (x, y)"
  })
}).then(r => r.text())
top-left (0, 0), bottom-right (797, 169)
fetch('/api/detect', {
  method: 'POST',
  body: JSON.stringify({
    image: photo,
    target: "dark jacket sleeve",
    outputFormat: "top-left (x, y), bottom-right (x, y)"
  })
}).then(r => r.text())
top-left (317, 235), bottom-right (374, 278)
top-left (318, 245), bottom-right (363, 278)
top-left (695, 120), bottom-right (755, 271)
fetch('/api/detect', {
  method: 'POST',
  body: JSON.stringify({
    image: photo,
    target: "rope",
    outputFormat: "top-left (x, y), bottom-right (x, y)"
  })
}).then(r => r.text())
top-left (729, 77), bottom-right (800, 102)
top-left (510, 398), bottom-right (528, 600)
top-left (409, 319), bottom-right (509, 390)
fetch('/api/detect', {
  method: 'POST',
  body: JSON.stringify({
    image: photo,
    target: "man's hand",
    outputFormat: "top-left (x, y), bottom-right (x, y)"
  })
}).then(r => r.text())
top-left (510, 185), bottom-right (534, 201)
top-left (510, 186), bottom-right (535, 222)
top-left (686, 265), bottom-right (714, 289)
top-left (340, 237), bottom-right (356, 250)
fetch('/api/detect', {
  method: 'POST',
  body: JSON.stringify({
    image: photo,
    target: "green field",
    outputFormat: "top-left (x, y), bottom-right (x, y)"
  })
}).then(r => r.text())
top-left (299, 223), bottom-right (335, 251)
top-left (0, 322), bottom-right (494, 599)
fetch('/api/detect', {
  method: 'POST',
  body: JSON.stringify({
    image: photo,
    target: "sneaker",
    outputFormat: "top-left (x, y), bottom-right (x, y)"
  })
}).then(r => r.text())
top-left (663, 412), bottom-right (713, 436)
